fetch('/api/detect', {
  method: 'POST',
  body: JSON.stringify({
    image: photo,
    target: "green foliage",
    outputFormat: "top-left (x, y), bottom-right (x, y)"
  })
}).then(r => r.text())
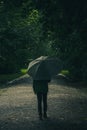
top-left (0, 0), bottom-right (87, 82)
top-left (20, 69), bottom-right (27, 74)
top-left (0, 2), bottom-right (49, 74)
top-left (61, 70), bottom-right (70, 77)
top-left (37, 0), bottom-right (87, 81)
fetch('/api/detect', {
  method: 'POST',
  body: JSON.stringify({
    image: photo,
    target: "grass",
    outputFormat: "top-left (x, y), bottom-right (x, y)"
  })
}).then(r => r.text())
top-left (20, 69), bottom-right (28, 74)
top-left (61, 70), bottom-right (70, 76)
top-left (0, 68), bottom-right (27, 86)
top-left (0, 73), bottom-right (23, 85)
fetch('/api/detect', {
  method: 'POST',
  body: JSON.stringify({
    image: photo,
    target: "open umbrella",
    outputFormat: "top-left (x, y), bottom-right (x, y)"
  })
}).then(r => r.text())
top-left (27, 56), bottom-right (62, 80)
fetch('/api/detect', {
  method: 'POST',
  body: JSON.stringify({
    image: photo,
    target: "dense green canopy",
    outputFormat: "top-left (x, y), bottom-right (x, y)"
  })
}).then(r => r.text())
top-left (0, 0), bottom-right (87, 81)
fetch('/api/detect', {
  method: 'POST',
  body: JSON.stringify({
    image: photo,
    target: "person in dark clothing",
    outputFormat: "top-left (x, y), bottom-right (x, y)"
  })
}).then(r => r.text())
top-left (33, 80), bottom-right (50, 120)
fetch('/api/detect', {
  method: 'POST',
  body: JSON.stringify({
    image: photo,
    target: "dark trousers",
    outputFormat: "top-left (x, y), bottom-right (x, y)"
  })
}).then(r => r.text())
top-left (37, 93), bottom-right (47, 116)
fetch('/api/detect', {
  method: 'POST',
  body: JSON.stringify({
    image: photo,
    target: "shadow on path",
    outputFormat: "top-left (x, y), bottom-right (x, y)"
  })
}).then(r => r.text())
top-left (0, 74), bottom-right (87, 130)
top-left (0, 118), bottom-right (87, 130)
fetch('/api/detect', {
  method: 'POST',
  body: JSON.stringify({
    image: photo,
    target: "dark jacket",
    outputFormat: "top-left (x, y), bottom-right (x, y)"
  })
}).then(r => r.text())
top-left (33, 80), bottom-right (50, 94)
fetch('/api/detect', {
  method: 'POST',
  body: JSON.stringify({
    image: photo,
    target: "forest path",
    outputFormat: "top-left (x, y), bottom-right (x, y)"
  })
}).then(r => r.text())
top-left (0, 74), bottom-right (87, 130)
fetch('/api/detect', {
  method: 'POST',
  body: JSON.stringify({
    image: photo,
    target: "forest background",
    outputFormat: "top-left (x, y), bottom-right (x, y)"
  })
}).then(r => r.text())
top-left (0, 0), bottom-right (87, 84)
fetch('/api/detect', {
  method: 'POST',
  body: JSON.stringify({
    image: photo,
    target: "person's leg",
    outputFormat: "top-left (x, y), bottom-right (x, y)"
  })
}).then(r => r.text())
top-left (43, 93), bottom-right (48, 118)
top-left (37, 93), bottom-right (42, 119)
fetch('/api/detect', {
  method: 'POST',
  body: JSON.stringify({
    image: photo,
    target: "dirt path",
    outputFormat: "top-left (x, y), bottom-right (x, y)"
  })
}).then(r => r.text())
top-left (0, 74), bottom-right (87, 130)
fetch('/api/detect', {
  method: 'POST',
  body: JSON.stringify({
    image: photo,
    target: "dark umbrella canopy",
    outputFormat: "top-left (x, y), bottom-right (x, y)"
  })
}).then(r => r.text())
top-left (27, 56), bottom-right (62, 80)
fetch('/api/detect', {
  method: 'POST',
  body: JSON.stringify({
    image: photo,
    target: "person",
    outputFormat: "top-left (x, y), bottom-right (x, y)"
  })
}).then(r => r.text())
top-left (33, 79), bottom-right (50, 120)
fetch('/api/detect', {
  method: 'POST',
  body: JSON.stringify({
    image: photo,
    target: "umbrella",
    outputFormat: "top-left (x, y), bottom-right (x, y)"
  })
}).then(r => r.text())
top-left (27, 56), bottom-right (62, 80)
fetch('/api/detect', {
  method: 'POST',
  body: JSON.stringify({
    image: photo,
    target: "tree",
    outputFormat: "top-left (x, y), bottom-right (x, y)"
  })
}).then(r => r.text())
top-left (0, 1), bottom-right (49, 73)
top-left (36, 0), bottom-right (87, 80)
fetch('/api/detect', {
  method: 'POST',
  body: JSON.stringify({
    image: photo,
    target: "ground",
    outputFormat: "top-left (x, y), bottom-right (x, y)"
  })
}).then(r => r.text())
top-left (0, 74), bottom-right (87, 130)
